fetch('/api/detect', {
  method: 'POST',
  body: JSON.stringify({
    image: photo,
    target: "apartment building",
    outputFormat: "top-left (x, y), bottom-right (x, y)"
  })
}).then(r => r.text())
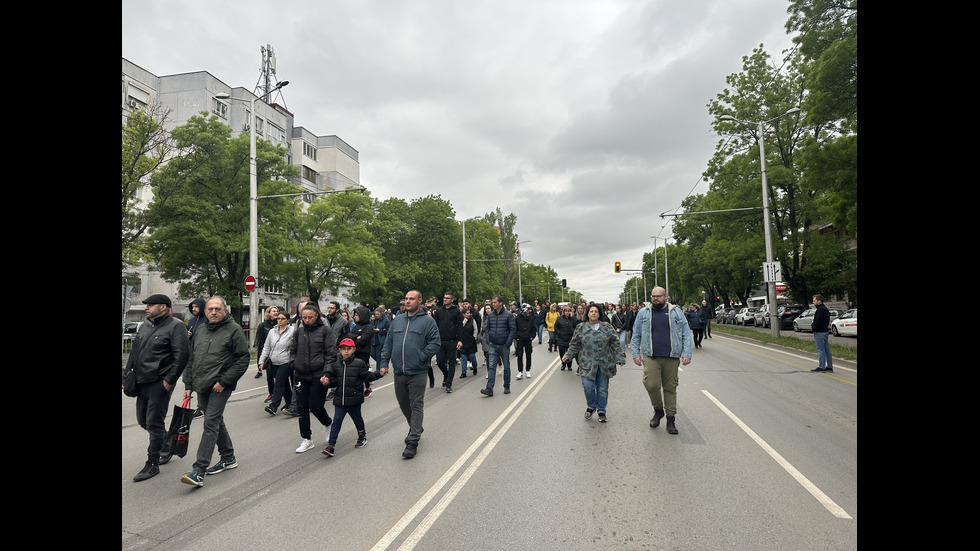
top-left (122, 57), bottom-right (360, 324)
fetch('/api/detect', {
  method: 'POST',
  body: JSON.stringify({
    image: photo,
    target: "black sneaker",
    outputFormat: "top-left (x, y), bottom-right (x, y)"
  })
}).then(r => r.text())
top-left (322, 445), bottom-right (335, 457)
top-left (193, 409), bottom-right (204, 419)
top-left (264, 405), bottom-right (277, 416)
top-left (598, 411), bottom-right (607, 423)
top-left (402, 443), bottom-right (418, 459)
top-left (504, 387), bottom-right (511, 394)
top-left (355, 436), bottom-right (368, 448)
top-left (364, 387), bottom-right (373, 398)
top-left (480, 388), bottom-right (493, 397)
top-left (133, 461), bottom-right (159, 482)
top-left (446, 385), bottom-right (453, 393)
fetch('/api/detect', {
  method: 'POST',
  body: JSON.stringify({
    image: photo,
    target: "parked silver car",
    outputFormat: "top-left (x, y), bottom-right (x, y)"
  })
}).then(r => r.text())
top-left (793, 308), bottom-right (841, 332)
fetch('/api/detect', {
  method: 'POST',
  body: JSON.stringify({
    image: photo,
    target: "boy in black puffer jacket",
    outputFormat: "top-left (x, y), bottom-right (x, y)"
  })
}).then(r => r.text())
top-left (320, 338), bottom-right (387, 457)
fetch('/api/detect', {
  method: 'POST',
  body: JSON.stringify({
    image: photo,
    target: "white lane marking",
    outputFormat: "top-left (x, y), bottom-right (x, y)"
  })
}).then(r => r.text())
top-left (371, 357), bottom-right (562, 551)
top-left (702, 390), bottom-right (852, 519)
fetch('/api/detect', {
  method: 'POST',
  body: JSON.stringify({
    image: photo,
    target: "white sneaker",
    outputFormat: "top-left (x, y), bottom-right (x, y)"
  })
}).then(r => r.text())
top-left (526, 371), bottom-right (532, 378)
top-left (516, 372), bottom-right (523, 380)
top-left (296, 438), bottom-right (315, 453)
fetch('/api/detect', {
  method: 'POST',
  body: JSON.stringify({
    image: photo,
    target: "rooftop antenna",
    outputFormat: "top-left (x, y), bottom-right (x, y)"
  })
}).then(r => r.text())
top-left (255, 44), bottom-right (288, 107)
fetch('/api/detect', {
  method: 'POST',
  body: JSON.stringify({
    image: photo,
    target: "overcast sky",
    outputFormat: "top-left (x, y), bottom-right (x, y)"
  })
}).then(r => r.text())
top-left (122, 0), bottom-right (797, 304)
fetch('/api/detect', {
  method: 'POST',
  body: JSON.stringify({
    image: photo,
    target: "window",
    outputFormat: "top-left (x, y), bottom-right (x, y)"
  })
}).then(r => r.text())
top-left (302, 165), bottom-right (317, 183)
top-left (303, 142), bottom-right (317, 160)
top-left (212, 98), bottom-right (228, 118)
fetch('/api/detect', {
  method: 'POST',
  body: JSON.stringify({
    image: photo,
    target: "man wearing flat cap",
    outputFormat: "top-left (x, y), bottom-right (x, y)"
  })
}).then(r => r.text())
top-left (123, 294), bottom-right (190, 482)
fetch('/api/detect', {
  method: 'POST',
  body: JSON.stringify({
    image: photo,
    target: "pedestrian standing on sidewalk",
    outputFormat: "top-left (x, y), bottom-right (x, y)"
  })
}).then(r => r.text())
top-left (702, 300), bottom-right (714, 338)
top-left (124, 294), bottom-right (189, 482)
top-left (179, 296), bottom-right (249, 487)
top-left (810, 295), bottom-right (834, 373)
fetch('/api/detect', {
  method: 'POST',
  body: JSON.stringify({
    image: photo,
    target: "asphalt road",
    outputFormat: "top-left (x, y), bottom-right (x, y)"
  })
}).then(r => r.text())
top-left (122, 337), bottom-right (857, 550)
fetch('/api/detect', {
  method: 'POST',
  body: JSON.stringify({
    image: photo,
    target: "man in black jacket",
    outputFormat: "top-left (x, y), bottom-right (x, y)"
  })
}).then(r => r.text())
top-left (810, 295), bottom-right (834, 373)
top-left (515, 305), bottom-right (535, 379)
top-left (123, 294), bottom-right (189, 482)
top-left (289, 303), bottom-right (337, 453)
top-left (433, 292), bottom-right (464, 393)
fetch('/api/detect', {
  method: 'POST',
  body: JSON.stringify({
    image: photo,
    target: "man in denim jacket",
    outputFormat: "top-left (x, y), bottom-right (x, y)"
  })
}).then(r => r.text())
top-left (630, 287), bottom-right (692, 435)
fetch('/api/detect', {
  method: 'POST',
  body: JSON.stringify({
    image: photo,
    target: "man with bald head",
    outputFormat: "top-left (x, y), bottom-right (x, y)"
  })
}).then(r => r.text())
top-left (379, 290), bottom-right (441, 459)
top-left (630, 287), bottom-right (692, 435)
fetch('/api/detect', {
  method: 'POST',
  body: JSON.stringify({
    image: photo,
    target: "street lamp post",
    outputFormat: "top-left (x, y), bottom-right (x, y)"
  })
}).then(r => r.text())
top-left (216, 81), bottom-right (289, 348)
top-left (720, 107), bottom-right (799, 338)
top-left (516, 240), bottom-right (531, 304)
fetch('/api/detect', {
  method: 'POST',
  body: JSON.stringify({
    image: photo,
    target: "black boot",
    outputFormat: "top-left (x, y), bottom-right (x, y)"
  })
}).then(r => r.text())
top-left (666, 415), bottom-right (678, 435)
top-left (133, 457), bottom-right (160, 482)
top-left (650, 407), bottom-right (665, 428)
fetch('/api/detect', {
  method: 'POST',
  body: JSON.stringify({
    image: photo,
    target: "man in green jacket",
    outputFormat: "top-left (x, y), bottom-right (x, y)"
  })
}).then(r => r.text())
top-left (180, 296), bottom-right (250, 487)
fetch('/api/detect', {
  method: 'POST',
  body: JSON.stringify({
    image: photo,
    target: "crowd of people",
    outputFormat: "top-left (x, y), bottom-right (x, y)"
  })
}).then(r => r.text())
top-left (124, 288), bottom-right (709, 487)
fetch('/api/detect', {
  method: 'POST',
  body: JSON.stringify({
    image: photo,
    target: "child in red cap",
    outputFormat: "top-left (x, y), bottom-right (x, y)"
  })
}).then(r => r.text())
top-left (320, 338), bottom-right (387, 456)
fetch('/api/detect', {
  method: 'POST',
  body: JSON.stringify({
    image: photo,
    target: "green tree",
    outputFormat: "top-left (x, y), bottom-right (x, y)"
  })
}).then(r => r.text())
top-left (283, 189), bottom-right (385, 305)
top-left (122, 107), bottom-right (181, 270)
top-left (145, 112), bottom-right (300, 320)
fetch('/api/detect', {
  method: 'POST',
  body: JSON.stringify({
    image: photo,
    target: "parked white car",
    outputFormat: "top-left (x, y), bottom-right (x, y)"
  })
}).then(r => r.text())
top-left (793, 308), bottom-right (841, 332)
top-left (735, 307), bottom-right (761, 326)
top-left (830, 309), bottom-right (857, 337)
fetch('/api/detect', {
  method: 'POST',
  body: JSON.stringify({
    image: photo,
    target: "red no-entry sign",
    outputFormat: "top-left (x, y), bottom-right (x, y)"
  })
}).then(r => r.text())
top-left (244, 275), bottom-right (257, 291)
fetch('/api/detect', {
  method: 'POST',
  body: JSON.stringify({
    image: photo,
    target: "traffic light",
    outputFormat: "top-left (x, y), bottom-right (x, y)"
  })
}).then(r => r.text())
top-left (615, 262), bottom-right (621, 273)
top-left (561, 279), bottom-right (567, 288)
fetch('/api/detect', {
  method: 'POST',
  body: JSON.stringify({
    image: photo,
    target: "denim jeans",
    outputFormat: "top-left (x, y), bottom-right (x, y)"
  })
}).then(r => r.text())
top-left (486, 343), bottom-right (511, 390)
top-left (536, 324), bottom-right (545, 344)
top-left (814, 331), bottom-right (833, 370)
top-left (192, 387), bottom-right (234, 473)
top-left (581, 369), bottom-right (609, 412)
top-left (618, 329), bottom-right (628, 352)
top-left (459, 352), bottom-right (477, 376)
top-left (328, 403), bottom-right (365, 445)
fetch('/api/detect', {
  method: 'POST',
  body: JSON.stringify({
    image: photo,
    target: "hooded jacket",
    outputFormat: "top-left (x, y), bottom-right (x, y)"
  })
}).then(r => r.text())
top-left (346, 305), bottom-right (374, 361)
top-left (290, 316), bottom-right (339, 381)
top-left (186, 298), bottom-right (207, 340)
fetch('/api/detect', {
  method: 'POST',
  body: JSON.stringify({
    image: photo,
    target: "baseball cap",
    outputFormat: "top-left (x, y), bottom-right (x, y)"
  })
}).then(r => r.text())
top-left (339, 338), bottom-right (356, 347)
